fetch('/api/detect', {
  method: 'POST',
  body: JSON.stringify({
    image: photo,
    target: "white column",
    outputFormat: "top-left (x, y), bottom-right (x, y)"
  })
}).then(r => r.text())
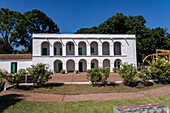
top-left (39, 44), bottom-right (41, 56)
top-left (110, 60), bottom-right (114, 72)
top-left (99, 60), bottom-right (103, 68)
top-left (63, 62), bottom-right (67, 73)
top-left (110, 43), bottom-right (114, 56)
top-left (62, 45), bottom-right (66, 56)
top-left (75, 60), bottom-right (79, 71)
top-left (87, 60), bottom-right (91, 70)
top-left (98, 45), bottom-right (102, 56)
top-left (50, 45), bottom-right (54, 56)
top-left (87, 45), bottom-right (91, 56)
top-left (75, 44), bottom-right (78, 56)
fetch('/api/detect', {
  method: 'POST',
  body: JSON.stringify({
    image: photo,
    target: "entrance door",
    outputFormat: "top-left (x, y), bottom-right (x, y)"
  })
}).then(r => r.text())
top-left (79, 62), bottom-right (83, 72)
top-left (58, 63), bottom-right (62, 73)
top-left (11, 62), bottom-right (17, 73)
top-left (60, 48), bottom-right (62, 56)
top-left (78, 48), bottom-right (82, 55)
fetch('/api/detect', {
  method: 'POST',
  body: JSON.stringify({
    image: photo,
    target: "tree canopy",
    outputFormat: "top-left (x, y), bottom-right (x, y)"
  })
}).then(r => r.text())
top-left (75, 13), bottom-right (170, 63)
top-left (0, 8), bottom-right (60, 54)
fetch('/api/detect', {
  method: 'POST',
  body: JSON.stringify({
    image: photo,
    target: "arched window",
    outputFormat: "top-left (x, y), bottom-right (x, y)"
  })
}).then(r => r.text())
top-left (114, 42), bottom-right (121, 55)
top-left (78, 42), bottom-right (86, 55)
top-left (79, 59), bottom-right (87, 72)
top-left (91, 59), bottom-right (98, 69)
top-left (103, 59), bottom-right (110, 69)
top-left (41, 42), bottom-right (50, 56)
top-left (90, 42), bottom-right (98, 55)
top-left (102, 42), bottom-right (110, 55)
top-left (66, 42), bottom-right (75, 55)
top-left (114, 59), bottom-right (121, 68)
top-left (54, 42), bottom-right (62, 56)
top-left (66, 59), bottom-right (75, 72)
top-left (54, 60), bottom-right (63, 73)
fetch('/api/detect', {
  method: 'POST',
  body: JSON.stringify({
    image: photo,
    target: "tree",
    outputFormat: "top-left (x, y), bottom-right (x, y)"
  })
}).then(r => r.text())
top-left (0, 8), bottom-right (29, 54)
top-left (24, 9), bottom-right (60, 53)
top-left (75, 13), bottom-right (169, 63)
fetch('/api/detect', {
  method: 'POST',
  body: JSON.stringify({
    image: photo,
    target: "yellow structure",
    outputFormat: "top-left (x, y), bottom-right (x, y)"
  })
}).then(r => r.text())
top-left (142, 49), bottom-right (170, 67)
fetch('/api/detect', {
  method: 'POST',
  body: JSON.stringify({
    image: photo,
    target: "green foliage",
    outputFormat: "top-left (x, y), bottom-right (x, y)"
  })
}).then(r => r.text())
top-left (0, 69), bottom-right (8, 92)
top-left (138, 69), bottom-right (152, 86)
top-left (27, 63), bottom-right (53, 86)
top-left (118, 63), bottom-right (137, 86)
top-left (86, 68), bottom-right (110, 86)
top-left (6, 69), bottom-right (27, 87)
top-left (149, 59), bottom-right (170, 83)
top-left (75, 13), bottom-right (169, 63)
top-left (113, 67), bottom-right (118, 73)
top-left (0, 8), bottom-right (60, 54)
top-left (60, 70), bottom-right (66, 74)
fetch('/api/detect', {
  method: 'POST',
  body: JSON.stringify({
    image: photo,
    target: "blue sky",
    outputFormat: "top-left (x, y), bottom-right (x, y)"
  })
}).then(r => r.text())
top-left (0, 0), bottom-right (170, 33)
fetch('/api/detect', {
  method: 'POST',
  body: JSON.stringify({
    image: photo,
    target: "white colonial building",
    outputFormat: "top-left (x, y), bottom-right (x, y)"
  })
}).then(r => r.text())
top-left (0, 34), bottom-right (137, 73)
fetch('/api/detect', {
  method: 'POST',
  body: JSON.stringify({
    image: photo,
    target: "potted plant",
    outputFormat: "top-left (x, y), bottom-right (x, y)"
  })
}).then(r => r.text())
top-left (74, 70), bottom-right (79, 74)
top-left (60, 70), bottom-right (66, 74)
top-left (113, 67), bottom-right (117, 73)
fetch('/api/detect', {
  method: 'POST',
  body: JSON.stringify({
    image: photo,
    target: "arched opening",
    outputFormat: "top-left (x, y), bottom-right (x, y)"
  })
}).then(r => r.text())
top-left (114, 59), bottom-right (121, 68)
top-left (54, 60), bottom-right (63, 73)
top-left (78, 42), bottom-right (86, 55)
top-left (91, 59), bottom-right (98, 69)
top-left (79, 59), bottom-right (87, 72)
top-left (54, 42), bottom-right (62, 56)
top-left (41, 42), bottom-right (50, 56)
top-left (103, 59), bottom-right (110, 69)
top-left (66, 41), bottom-right (75, 55)
top-left (114, 42), bottom-right (121, 55)
top-left (102, 42), bottom-right (110, 55)
top-left (90, 42), bottom-right (98, 55)
top-left (66, 59), bottom-right (75, 72)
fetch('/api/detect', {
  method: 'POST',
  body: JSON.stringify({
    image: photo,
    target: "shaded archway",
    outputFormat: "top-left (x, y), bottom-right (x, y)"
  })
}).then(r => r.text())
top-left (41, 42), bottom-right (50, 55)
top-left (54, 60), bottom-right (63, 73)
top-left (114, 59), bottom-right (121, 68)
top-left (78, 42), bottom-right (86, 55)
top-left (66, 41), bottom-right (75, 55)
top-left (90, 42), bottom-right (98, 55)
top-left (91, 59), bottom-right (98, 69)
top-left (54, 42), bottom-right (62, 56)
top-left (66, 59), bottom-right (75, 72)
top-left (103, 59), bottom-right (110, 69)
top-left (79, 59), bottom-right (87, 72)
top-left (114, 42), bottom-right (121, 55)
top-left (102, 42), bottom-right (110, 55)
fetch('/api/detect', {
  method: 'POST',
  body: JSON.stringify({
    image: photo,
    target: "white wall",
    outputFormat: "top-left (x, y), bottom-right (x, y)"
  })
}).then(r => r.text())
top-left (0, 59), bottom-right (32, 73)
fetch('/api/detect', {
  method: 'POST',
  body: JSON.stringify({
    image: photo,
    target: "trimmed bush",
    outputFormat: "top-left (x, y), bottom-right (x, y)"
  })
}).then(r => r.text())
top-left (118, 63), bottom-right (137, 86)
top-left (86, 68), bottom-right (110, 86)
top-left (27, 63), bottom-right (53, 86)
top-left (6, 69), bottom-right (27, 87)
top-left (60, 70), bottom-right (66, 74)
top-left (0, 69), bottom-right (8, 92)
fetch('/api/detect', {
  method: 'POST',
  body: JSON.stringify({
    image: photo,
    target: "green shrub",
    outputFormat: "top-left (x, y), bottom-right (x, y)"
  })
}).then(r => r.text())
top-left (118, 63), bottom-right (137, 86)
top-left (27, 63), bottom-right (53, 86)
top-left (86, 68), bottom-right (110, 86)
top-left (0, 69), bottom-right (8, 92)
top-left (6, 69), bottom-right (27, 87)
top-left (60, 69), bottom-right (66, 74)
top-left (138, 69), bottom-right (152, 86)
top-left (113, 67), bottom-right (117, 73)
top-left (148, 59), bottom-right (170, 83)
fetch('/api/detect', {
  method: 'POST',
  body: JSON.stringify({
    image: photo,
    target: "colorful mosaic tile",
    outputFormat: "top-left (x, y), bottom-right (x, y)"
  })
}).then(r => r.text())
top-left (114, 103), bottom-right (169, 113)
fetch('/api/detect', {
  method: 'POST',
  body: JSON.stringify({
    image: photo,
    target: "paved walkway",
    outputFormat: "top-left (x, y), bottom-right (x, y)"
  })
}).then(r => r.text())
top-left (0, 86), bottom-right (170, 102)
top-left (48, 72), bottom-right (123, 83)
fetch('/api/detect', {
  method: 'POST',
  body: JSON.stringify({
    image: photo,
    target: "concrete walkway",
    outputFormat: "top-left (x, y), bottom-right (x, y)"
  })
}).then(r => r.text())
top-left (0, 85), bottom-right (170, 102)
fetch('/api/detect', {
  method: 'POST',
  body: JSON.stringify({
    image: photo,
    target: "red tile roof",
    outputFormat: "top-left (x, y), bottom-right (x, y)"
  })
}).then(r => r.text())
top-left (0, 54), bottom-right (32, 60)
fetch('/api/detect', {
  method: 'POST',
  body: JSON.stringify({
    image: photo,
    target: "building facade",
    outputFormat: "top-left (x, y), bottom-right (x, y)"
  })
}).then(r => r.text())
top-left (32, 34), bottom-right (137, 73)
top-left (0, 34), bottom-right (137, 73)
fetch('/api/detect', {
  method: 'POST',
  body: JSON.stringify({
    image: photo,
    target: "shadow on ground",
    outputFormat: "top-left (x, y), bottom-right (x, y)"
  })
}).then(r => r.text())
top-left (0, 94), bottom-right (23, 112)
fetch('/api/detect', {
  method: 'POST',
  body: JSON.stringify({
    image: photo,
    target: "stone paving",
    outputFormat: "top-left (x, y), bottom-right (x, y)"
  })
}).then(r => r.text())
top-left (0, 86), bottom-right (170, 102)
top-left (48, 72), bottom-right (123, 83)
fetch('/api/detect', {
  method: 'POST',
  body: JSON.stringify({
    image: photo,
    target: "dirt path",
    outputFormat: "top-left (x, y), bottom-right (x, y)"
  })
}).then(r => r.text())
top-left (0, 86), bottom-right (170, 102)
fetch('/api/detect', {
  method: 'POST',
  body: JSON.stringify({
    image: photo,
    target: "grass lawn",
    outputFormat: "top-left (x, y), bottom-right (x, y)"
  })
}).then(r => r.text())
top-left (9, 83), bottom-right (170, 95)
top-left (0, 95), bottom-right (170, 113)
